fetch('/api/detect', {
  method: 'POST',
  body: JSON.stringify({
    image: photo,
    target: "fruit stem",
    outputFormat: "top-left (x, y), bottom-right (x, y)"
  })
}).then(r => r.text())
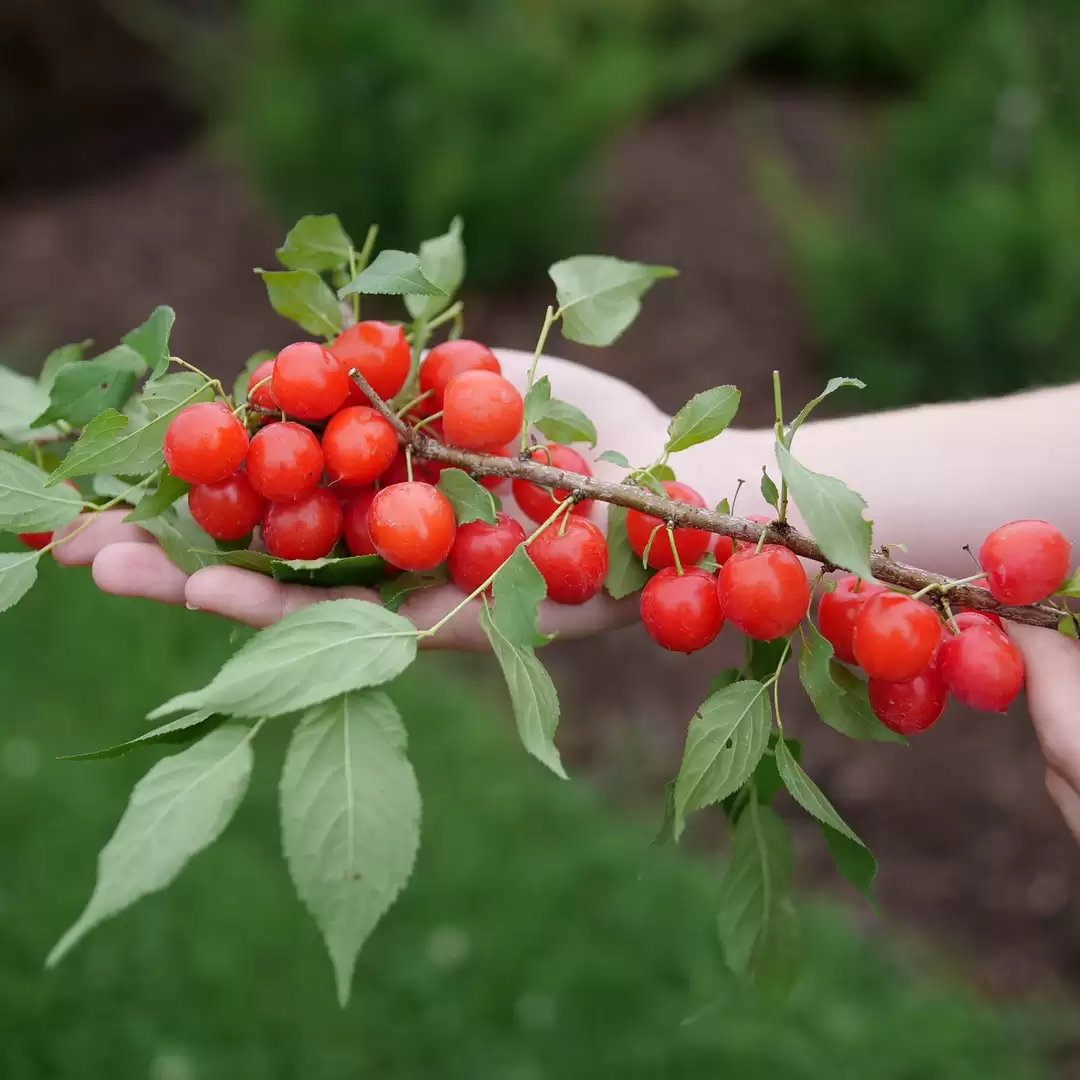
top-left (169, 357), bottom-right (227, 403)
top-left (394, 389), bottom-right (435, 418)
top-left (518, 305), bottom-right (559, 453)
top-left (348, 224), bottom-right (379, 323)
top-left (422, 300), bottom-right (464, 336)
top-left (772, 370), bottom-right (789, 523)
top-left (667, 525), bottom-right (684, 575)
top-left (912, 570), bottom-right (987, 601)
top-left (410, 411), bottom-right (444, 436)
top-left (405, 447), bottom-right (414, 484)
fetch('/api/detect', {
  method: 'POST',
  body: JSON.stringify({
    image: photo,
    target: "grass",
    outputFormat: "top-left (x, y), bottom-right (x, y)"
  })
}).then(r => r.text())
top-left (0, 557), bottom-right (1062, 1079)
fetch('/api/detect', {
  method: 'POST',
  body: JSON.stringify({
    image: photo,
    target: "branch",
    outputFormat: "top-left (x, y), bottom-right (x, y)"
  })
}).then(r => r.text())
top-left (351, 371), bottom-right (1068, 630)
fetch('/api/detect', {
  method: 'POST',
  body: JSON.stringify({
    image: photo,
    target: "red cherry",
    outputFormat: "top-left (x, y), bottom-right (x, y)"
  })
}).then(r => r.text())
top-left (447, 512), bottom-right (527, 593)
top-left (341, 487), bottom-right (378, 556)
top-left (246, 421), bottom-right (324, 502)
top-left (321, 405), bottom-right (398, 486)
top-left (868, 668), bottom-right (948, 735)
top-left (979, 519), bottom-right (1071, 605)
top-left (331, 321), bottom-right (411, 405)
top-left (853, 592), bottom-right (942, 681)
top-left (164, 402), bottom-right (249, 485)
top-left (527, 516), bottom-right (608, 605)
top-left (246, 359), bottom-right (277, 411)
top-left (442, 370), bottom-right (524, 450)
top-left (188, 472), bottom-right (265, 542)
top-left (640, 567), bottom-right (725, 653)
top-left (625, 481), bottom-right (710, 570)
top-left (951, 610), bottom-right (1002, 633)
top-left (713, 535), bottom-right (737, 566)
top-left (368, 482), bottom-right (456, 571)
top-left (419, 340), bottom-right (501, 413)
top-left (512, 445), bottom-right (592, 524)
top-left (18, 480), bottom-right (80, 549)
top-left (717, 544), bottom-right (809, 640)
top-left (262, 489), bottom-right (343, 560)
top-left (817, 575), bottom-right (886, 664)
top-left (938, 624), bottom-right (1025, 713)
top-left (271, 341), bottom-right (349, 421)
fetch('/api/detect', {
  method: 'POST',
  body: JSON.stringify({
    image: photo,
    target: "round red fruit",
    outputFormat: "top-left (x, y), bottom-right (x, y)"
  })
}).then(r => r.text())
top-left (442, 370), bottom-right (524, 450)
top-left (18, 480), bottom-right (79, 549)
top-left (447, 513), bottom-right (527, 593)
top-left (368, 482), bottom-right (456, 571)
top-left (640, 567), bottom-right (724, 654)
top-left (331, 321), bottom-right (411, 405)
top-left (817, 575), bottom-right (885, 664)
top-left (419, 339), bottom-right (500, 412)
top-left (512, 444), bottom-right (592, 524)
top-left (321, 405), bottom-right (398, 486)
top-left (951, 610), bottom-right (1002, 632)
top-left (713, 535), bottom-right (737, 566)
top-left (717, 544), bottom-right (809, 640)
top-left (853, 592), bottom-right (942, 681)
top-left (188, 472), bottom-right (265, 542)
top-left (625, 481), bottom-right (710, 570)
top-left (528, 516), bottom-right (608, 605)
top-left (246, 359), bottom-right (276, 410)
top-left (246, 421), bottom-right (324, 502)
top-left (164, 402), bottom-right (249, 485)
top-left (938, 624), bottom-right (1025, 713)
top-left (341, 488), bottom-right (378, 557)
top-left (868, 668), bottom-right (948, 735)
top-left (262, 489), bottom-right (343, 560)
top-left (271, 341), bottom-right (349, 420)
top-left (979, 519), bottom-right (1071, 605)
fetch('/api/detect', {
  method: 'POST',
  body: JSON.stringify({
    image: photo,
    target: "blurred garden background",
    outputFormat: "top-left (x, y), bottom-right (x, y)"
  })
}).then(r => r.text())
top-left (3, 0), bottom-right (1080, 1075)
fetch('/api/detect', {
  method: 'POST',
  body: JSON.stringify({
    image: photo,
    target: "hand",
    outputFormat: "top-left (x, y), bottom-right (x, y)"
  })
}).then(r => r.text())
top-left (53, 350), bottom-right (671, 649)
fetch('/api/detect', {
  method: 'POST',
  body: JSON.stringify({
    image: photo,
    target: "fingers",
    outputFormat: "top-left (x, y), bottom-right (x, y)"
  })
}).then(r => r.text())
top-left (91, 541), bottom-right (190, 605)
top-left (51, 510), bottom-right (156, 566)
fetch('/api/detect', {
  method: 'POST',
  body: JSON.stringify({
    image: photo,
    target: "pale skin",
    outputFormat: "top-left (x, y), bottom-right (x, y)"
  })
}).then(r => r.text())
top-left (51, 350), bottom-right (1080, 839)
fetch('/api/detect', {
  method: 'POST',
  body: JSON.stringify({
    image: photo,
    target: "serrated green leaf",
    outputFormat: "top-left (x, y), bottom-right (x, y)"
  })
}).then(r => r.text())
top-left (124, 306), bottom-right (176, 379)
top-left (405, 217), bottom-right (465, 320)
top-left (276, 214), bottom-right (353, 273)
top-left (597, 449), bottom-right (630, 467)
top-left (786, 377), bottom-right (866, 445)
top-left (604, 505), bottom-right (649, 599)
top-left (258, 269), bottom-right (343, 337)
top-left (491, 545), bottom-right (548, 647)
top-left (674, 681), bottom-right (772, 837)
top-left (149, 600), bottom-right (417, 721)
top-left (46, 725), bottom-right (255, 967)
top-left (709, 668), bottom-right (742, 694)
top-left (646, 463), bottom-right (676, 483)
top-left (33, 345), bottom-right (145, 427)
top-left (137, 503), bottom-right (219, 575)
top-left (281, 691), bottom-right (420, 1007)
top-left (479, 602), bottom-right (566, 778)
top-left (523, 376), bottom-right (552, 428)
top-left (648, 781), bottom-right (678, 852)
top-left (534, 399), bottom-right (598, 448)
top-left (0, 451), bottom-right (82, 532)
top-left (123, 471), bottom-right (190, 523)
top-left (0, 367), bottom-right (54, 442)
top-left (379, 566), bottom-right (449, 613)
top-left (776, 441), bottom-right (874, 581)
top-left (716, 497), bottom-right (731, 515)
top-left (1056, 568), bottom-right (1080, 599)
top-left (232, 350), bottom-right (275, 406)
top-left (39, 340), bottom-right (91, 394)
top-left (747, 638), bottom-right (791, 682)
top-left (60, 710), bottom-right (222, 761)
top-left (550, 256), bottom-right (676, 347)
top-left (665, 386), bottom-right (741, 454)
top-left (760, 468), bottom-right (779, 511)
top-left (339, 250), bottom-right (444, 299)
top-left (1058, 614), bottom-right (1080, 638)
top-left (0, 551), bottom-right (40, 613)
top-left (215, 548), bottom-right (387, 587)
top-left (775, 735), bottom-right (862, 845)
top-left (436, 468), bottom-right (497, 525)
top-left (821, 823), bottom-right (877, 901)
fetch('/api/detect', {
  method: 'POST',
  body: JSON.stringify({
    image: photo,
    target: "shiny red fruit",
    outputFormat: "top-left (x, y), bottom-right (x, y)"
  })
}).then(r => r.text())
top-left (321, 405), bottom-right (398, 486)
top-left (331, 321), bottom-right (411, 405)
top-left (341, 487), bottom-right (378, 557)
top-left (246, 421), bottom-right (324, 502)
top-left (979, 519), bottom-right (1071, 605)
top-left (368, 482), bottom-right (456, 571)
top-left (938, 624), bottom-right (1025, 713)
top-left (718, 544), bottom-right (809, 640)
top-left (188, 472), bottom-right (265, 542)
top-left (442, 370), bottom-right (524, 450)
top-left (271, 341), bottom-right (350, 421)
top-left (18, 480), bottom-right (79, 549)
top-left (246, 359), bottom-right (277, 410)
top-left (447, 512), bottom-right (527, 593)
top-left (853, 592), bottom-right (942, 681)
top-left (164, 402), bottom-right (249, 485)
top-left (713, 535), bottom-right (737, 565)
top-left (640, 567), bottom-right (724, 653)
top-left (262, 489), bottom-right (343, 560)
top-left (868, 668), bottom-right (948, 735)
top-left (951, 610), bottom-right (1002, 633)
top-left (528, 516), bottom-right (608, 605)
top-left (512, 444), bottom-right (592, 524)
top-left (419, 339), bottom-right (500, 412)
top-left (817, 575), bottom-right (885, 664)
top-left (625, 481), bottom-right (710, 571)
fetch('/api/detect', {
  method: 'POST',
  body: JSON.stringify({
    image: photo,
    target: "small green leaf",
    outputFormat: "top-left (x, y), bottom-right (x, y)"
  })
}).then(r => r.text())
top-left (33, 345), bottom-right (145, 427)
top-left (339, 250), bottom-right (444, 298)
top-left (645, 463), bottom-right (676, 484)
top-left (649, 781), bottom-right (678, 851)
top-left (0, 367), bottom-right (53, 442)
top-left (436, 468), bottom-right (498, 525)
top-left (60, 710), bottom-right (222, 761)
top-left (232, 350), bottom-right (275, 406)
top-left (747, 638), bottom-right (791, 682)
top-left (258, 269), bottom-right (343, 337)
top-left (136, 503), bottom-right (219, 575)
top-left (597, 449), bottom-right (630, 467)
top-left (523, 376), bottom-right (552, 428)
top-left (39, 341), bottom-right (91, 394)
top-left (276, 214), bottom-right (353, 273)
top-left (1058, 614), bottom-right (1080, 638)
top-left (776, 442), bottom-right (874, 581)
top-left (716, 498), bottom-right (731, 515)
top-left (708, 668), bottom-right (741, 694)
top-left (604, 506), bottom-right (650, 599)
top-left (697, 550), bottom-right (720, 573)
top-left (1055, 568), bottom-right (1080, 599)
top-left (491, 546), bottom-right (549, 648)
top-left (0, 451), bottom-right (82, 532)
top-left (124, 472), bottom-right (190, 523)
top-left (760, 468), bottom-right (780, 511)
top-left (751, 736), bottom-right (800, 806)
top-left (380, 566), bottom-right (449, 612)
top-left (786, 377), bottom-right (866, 445)
top-left (665, 386), bottom-right (741, 454)
top-left (534, 400), bottom-right (598, 448)
top-left (821, 824), bottom-right (877, 901)
top-left (124, 306), bottom-right (176, 379)
top-left (0, 551), bottom-right (40, 613)
top-left (215, 548), bottom-right (387, 587)
top-left (775, 735), bottom-right (863, 845)
top-left (550, 256), bottom-right (676, 346)
top-left (405, 217), bottom-right (465, 320)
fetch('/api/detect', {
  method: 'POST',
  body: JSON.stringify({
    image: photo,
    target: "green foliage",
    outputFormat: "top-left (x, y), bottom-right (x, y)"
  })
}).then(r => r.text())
top-left (604, 505), bottom-right (650, 599)
top-left (436, 468), bottom-right (498, 526)
top-left (665, 386), bottom-right (741, 454)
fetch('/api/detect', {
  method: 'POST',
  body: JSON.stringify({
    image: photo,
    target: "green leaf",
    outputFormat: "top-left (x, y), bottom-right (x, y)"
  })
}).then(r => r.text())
top-left (0, 367), bottom-right (54, 441)
top-left (648, 781), bottom-right (678, 851)
top-left (258, 269), bottom-right (343, 337)
top-left (604, 505), bottom-right (650, 599)
top-left (821, 824), bottom-right (877, 901)
top-left (123, 471), bottom-right (190, 523)
top-left (60, 710), bottom-right (223, 761)
top-left (775, 442), bottom-right (874, 581)
top-left (0, 451), bottom-right (82, 532)
top-left (716, 498), bottom-right (731, 515)
top-left (46, 725), bottom-right (255, 967)
top-left (232, 350), bottom-right (275, 406)
top-left (276, 214), bottom-right (353, 273)
top-left (491, 545), bottom-right (549, 648)
top-left (523, 376), bottom-right (552, 428)
top-left (674, 681), bottom-right (772, 837)
top-left (124, 306), bottom-right (176, 379)
top-left (0, 551), bottom-right (40, 613)
top-left (215, 548), bottom-right (387, 587)
top-left (597, 449), bottom-right (630, 467)
top-left (479, 602), bottom-right (566, 778)
top-left (405, 217), bottom-right (465, 320)
top-left (708, 668), bottom-right (742, 694)
top-left (774, 735), bottom-right (862, 845)
top-left (380, 566), bottom-right (449, 612)
top-left (786, 377), bottom-right (865, 446)
top-left (149, 600), bottom-right (418, 721)
top-left (640, 523), bottom-right (665, 569)
top-left (436, 468), bottom-right (497, 525)
top-left (760, 468), bottom-right (780, 511)
top-left (39, 340), bottom-right (91, 394)
top-left (1056, 567), bottom-right (1080, 599)
top-left (33, 345), bottom-right (145, 427)
top-left (338, 250), bottom-right (444, 299)
top-left (645, 463), bottom-right (676, 484)
top-left (747, 638), bottom-right (791, 682)
top-left (753, 895), bottom-right (802, 998)
top-left (281, 691), bottom-right (420, 1007)
top-left (550, 256), bottom-right (676, 346)
top-left (697, 550), bottom-right (720, 573)
top-left (1058, 614), bottom-right (1080, 638)
top-left (665, 386), bottom-right (741, 454)
top-left (136, 503), bottom-right (220, 575)
top-left (534, 399), bottom-right (598, 448)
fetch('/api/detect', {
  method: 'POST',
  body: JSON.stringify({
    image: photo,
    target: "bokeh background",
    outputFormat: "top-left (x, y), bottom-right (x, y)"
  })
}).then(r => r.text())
top-left (3, 1), bottom-right (1080, 1076)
